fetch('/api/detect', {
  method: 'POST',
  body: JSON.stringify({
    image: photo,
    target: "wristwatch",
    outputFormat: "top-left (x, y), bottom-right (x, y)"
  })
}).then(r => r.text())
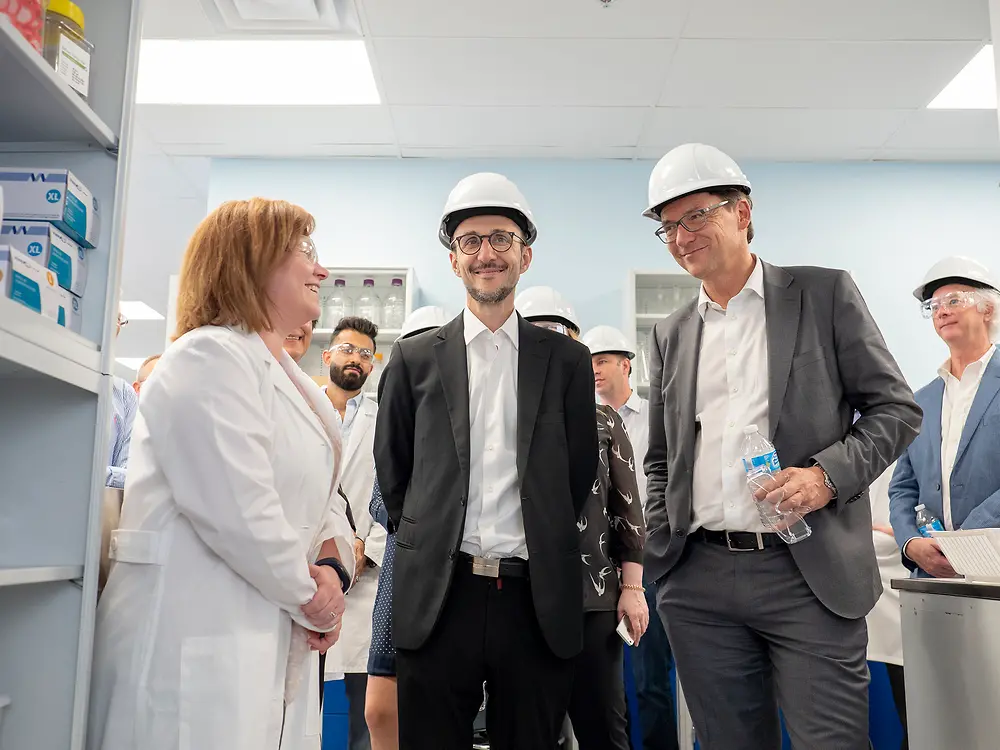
top-left (315, 557), bottom-right (352, 593)
top-left (819, 467), bottom-right (838, 499)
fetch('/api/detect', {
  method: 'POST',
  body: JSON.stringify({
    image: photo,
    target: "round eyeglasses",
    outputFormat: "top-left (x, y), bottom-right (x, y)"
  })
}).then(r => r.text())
top-left (451, 231), bottom-right (525, 255)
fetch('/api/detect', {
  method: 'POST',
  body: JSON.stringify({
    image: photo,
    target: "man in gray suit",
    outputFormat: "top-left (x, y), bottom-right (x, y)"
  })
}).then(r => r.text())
top-left (640, 143), bottom-right (922, 750)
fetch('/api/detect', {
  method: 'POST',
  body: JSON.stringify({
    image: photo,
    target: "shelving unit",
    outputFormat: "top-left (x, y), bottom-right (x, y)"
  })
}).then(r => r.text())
top-left (0, 3), bottom-right (142, 750)
top-left (302, 267), bottom-right (419, 388)
top-left (625, 270), bottom-right (701, 396)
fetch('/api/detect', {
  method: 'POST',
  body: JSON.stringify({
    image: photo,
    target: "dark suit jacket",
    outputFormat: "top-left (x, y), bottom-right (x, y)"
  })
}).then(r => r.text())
top-left (374, 312), bottom-right (598, 658)
top-left (889, 349), bottom-right (1000, 575)
top-left (643, 262), bottom-right (922, 620)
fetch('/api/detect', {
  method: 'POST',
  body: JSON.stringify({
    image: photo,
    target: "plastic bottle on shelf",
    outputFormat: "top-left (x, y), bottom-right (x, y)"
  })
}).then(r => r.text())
top-left (382, 278), bottom-right (405, 330)
top-left (355, 278), bottom-right (381, 326)
top-left (322, 278), bottom-right (352, 328)
top-left (43, 0), bottom-right (94, 101)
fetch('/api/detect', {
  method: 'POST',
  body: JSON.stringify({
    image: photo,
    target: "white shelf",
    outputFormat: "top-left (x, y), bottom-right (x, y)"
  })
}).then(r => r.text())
top-left (0, 17), bottom-right (117, 150)
top-left (0, 566), bottom-right (82, 588)
top-left (0, 296), bottom-right (101, 392)
top-left (636, 313), bottom-right (665, 323)
top-left (313, 327), bottom-right (401, 339)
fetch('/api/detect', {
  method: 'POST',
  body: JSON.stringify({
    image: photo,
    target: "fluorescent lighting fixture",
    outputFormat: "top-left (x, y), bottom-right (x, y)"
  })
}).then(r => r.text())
top-left (928, 44), bottom-right (997, 109)
top-left (136, 39), bottom-right (380, 105)
top-left (119, 301), bottom-right (165, 320)
top-left (115, 358), bottom-right (147, 371)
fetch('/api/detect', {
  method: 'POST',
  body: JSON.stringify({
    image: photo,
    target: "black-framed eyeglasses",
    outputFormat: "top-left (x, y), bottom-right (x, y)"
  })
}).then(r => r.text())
top-left (327, 342), bottom-right (374, 362)
top-left (451, 230), bottom-right (525, 255)
top-left (654, 200), bottom-right (731, 245)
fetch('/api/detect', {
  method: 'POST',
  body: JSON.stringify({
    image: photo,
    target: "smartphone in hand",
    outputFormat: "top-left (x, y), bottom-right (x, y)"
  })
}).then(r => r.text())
top-left (617, 615), bottom-right (635, 646)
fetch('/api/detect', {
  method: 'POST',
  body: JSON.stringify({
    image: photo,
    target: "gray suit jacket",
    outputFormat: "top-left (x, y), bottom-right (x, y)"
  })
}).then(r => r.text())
top-left (643, 262), bottom-right (922, 619)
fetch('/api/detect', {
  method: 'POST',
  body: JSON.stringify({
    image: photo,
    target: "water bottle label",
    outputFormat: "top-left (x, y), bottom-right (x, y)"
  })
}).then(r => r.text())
top-left (918, 520), bottom-right (945, 537)
top-left (743, 450), bottom-right (780, 476)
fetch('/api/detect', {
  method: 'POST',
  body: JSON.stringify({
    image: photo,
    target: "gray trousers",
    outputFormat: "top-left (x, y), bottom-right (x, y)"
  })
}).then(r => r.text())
top-left (656, 538), bottom-right (870, 750)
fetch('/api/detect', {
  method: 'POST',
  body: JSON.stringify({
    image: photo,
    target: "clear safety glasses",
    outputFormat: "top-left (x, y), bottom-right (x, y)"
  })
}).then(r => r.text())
top-left (920, 290), bottom-right (981, 319)
top-left (655, 200), bottom-right (730, 245)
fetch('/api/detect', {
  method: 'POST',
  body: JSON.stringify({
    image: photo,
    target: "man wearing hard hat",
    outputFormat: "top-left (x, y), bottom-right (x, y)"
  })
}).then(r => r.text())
top-left (373, 174), bottom-right (598, 749)
top-left (889, 257), bottom-right (1000, 579)
top-left (640, 142), bottom-right (922, 750)
top-left (581, 324), bottom-right (679, 750)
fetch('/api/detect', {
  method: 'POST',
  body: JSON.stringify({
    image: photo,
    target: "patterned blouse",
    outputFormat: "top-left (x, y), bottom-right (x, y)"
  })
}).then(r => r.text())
top-left (579, 404), bottom-right (645, 611)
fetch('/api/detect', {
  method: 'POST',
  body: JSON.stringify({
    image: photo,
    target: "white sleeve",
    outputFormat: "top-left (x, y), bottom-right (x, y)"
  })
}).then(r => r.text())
top-left (144, 333), bottom-right (318, 629)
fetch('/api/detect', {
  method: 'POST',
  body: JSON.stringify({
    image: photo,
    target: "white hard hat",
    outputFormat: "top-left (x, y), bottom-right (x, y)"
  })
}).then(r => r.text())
top-left (913, 256), bottom-right (998, 301)
top-left (644, 143), bottom-right (752, 221)
top-left (514, 286), bottom-right (580, 332)
top-left (400, 305), bottom-right (450, 339)
top-left (439, 172), bottom-right (537, 248)
top-left (581, 325), bottom-right (635, 359)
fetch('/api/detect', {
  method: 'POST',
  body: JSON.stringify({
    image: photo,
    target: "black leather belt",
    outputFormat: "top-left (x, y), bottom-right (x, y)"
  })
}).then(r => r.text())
top-left (696, 528), bottom-right (784, 551)
top-left (458, 552), bottom-right (529, 579)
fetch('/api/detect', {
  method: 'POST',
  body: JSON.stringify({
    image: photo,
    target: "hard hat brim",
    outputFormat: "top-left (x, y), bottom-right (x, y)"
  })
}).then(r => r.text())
top-left (643, 181), bottom-right (752, 221)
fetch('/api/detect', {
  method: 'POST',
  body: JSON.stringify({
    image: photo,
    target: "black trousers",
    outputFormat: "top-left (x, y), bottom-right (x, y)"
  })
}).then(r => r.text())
top-left (567, 610), bottom-right (630, 750)
top-left (885, 663), bottom-right (908, 750)
top-left (396, 566), bottom-right (575, 750)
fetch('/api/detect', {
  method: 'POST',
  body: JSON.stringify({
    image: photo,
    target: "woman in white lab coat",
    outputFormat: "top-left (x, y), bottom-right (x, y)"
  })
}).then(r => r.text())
top-left (867, 461), bottom-right (909, 748)
top-left (87, 198), bottom-right (356, 750)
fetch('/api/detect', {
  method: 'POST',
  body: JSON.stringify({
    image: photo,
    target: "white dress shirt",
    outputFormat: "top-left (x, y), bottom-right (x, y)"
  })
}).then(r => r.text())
top-left (616, 390), bottom-right (649, 515)
top-left (461, 307), bottom-right (525, 559)
top-left (939, 344), bottom-right (995, 530)
top-left (691, 257), bottom-right (771, 533)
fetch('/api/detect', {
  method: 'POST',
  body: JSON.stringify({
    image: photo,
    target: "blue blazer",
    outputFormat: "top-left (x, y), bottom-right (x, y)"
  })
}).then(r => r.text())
top-left (889, 349), bottom-right (1000, 575)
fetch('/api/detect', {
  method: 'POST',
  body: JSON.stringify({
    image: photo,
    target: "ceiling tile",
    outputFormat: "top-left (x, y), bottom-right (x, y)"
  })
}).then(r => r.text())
top-left (360, 0), bottom-right (692, 38)
top-left (682, 0), bottom-right (989, 41)
top-left (874, 147), bottom-right (1000, 161)
top-left (137, 104), bottom-right (397, 146)
top-left (141, 0), bottom-right (219, 38)
top-left (374, 38), bottom-right (674, 106)
top-left (882, 110), bottom-right (1000, 151)
top-left (659, 40), bottom-right (984, 109)
top-left (639, 107), bottom-right (911, 159)
top-left (392, 106), bottom-right (647, 147)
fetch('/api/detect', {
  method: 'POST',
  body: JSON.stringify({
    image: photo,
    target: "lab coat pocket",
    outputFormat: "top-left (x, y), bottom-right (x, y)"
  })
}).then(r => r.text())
top-left (179, 632), bottom-right (277, 750)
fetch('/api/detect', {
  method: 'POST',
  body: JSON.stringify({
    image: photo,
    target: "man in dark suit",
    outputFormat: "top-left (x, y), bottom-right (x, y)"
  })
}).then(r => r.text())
top-left (374, 172), bottom-right (598, 750)
top-left (640, 143), bottom-right (922, 750)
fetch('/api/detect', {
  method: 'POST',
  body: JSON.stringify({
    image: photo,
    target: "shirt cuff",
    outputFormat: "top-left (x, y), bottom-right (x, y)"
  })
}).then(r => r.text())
top-left (106, 466), bottom-right (125, 490)
top-left (902, 536), bottom-right (921, 561)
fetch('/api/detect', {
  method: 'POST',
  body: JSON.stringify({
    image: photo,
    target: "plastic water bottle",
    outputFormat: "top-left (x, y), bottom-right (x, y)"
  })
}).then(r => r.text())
top-left (915, 505), bottom-right (945, 537)
top-left (382, 278), bottom-right (405, 330)
top-left (740, 425), bottom-right (812, 544)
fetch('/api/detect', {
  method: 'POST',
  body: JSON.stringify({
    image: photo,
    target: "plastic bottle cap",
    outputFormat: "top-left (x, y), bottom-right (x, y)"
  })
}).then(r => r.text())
top-left (47, 0), bottom-right (85, 32)
top-left (743, 424), bottom-right (758, 434)
top-left (391, 278), bottom-right (403, 286)
top-left (363, 278), bottom-right (375, 286)
top-left (915, 504), bottom-right (926, 511)
top-left (334, 278), bottom-right (346, 286)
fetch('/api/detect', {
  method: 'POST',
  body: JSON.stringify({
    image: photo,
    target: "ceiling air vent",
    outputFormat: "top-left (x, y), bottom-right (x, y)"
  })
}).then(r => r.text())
top-left (202, 0), bottom-right (362, 35)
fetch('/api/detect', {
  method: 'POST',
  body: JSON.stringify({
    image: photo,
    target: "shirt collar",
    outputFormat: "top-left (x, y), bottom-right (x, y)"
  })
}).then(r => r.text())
top-left (621, 390), bottom-right (644, 415)
top-left (697, 255), bottom-right (764, 320)
top-left (463, 306), bottom-right (519, 350)
top-left (938, 344), bottom-right (996, 381)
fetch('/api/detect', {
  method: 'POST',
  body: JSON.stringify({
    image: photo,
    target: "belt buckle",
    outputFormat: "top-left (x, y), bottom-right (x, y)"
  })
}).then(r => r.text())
top-left (471, 556), bottom-right (501, 578)
top-left (726, 532), bottom-right (764, 552)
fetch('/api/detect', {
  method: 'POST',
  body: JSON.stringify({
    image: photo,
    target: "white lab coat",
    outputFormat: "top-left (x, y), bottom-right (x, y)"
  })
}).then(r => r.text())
top-left (324, 396), bottom-right (387, 677)
top-left (87, 326), bottom-right (356, 750)
top-left (866, 461), bottom-right (908, 666)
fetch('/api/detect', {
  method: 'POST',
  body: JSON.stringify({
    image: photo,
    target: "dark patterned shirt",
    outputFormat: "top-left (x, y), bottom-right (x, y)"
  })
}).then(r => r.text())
top-left (579, 404), bottom-right (645, 611)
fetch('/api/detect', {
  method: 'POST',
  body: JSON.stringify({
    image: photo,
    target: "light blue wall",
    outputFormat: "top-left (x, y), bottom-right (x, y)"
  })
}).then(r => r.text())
top-left (209, 158), bottom-right (1000, 386)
